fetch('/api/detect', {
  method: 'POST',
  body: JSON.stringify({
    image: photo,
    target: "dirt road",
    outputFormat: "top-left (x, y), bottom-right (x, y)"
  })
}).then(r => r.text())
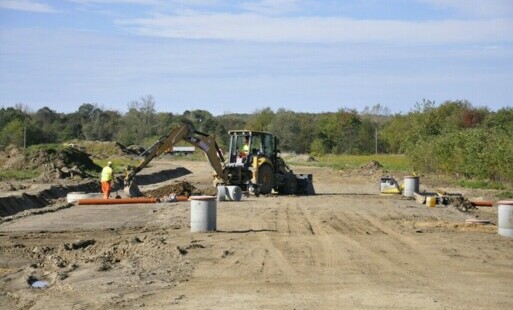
top-left (1, 159), bottom-right (512, 309)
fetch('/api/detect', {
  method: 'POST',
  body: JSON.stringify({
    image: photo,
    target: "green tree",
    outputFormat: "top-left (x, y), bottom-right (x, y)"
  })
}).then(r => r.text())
top-left (484, 107), bottom-right (513, 134)
top-left (183, 109), bottom-right (214, 132)
top-left (0, 119), bottom-right (24, 147)
top-left (216, 114), bottom-right (248, 132)
top-left (31, 107), bottom-right (61, 143)
top-left (117, 95), bottom-right (158, 145)
top-left (267, 109), bottom-right (315, 153)
top-left (315, 109), bottom-right (363, 154)
top-left (154, 112), bottom-right (175, 136)
top-left (248, 107), bottom-right (274, 131)
top-left (0, 105), bottom-right (31, 147)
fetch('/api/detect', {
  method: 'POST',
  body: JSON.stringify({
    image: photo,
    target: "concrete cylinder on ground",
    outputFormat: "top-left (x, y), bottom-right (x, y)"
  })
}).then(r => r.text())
top-left (216, 185), bottom-right (242, 201)
top-left (402, 176), bottom-right (419, 198)
top-left (226, 186), bottom-right (242, 201)
top-left (190, 196), bottom-right (217, 232)
top-left (498, 200), bottom-right (513, 238)
top-left (217, 186), bottom-right (226, 201)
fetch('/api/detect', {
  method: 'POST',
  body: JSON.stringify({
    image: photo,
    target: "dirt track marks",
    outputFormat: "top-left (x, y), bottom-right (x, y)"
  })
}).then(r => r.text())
top-left (260, 201), bottom-right (469, 303)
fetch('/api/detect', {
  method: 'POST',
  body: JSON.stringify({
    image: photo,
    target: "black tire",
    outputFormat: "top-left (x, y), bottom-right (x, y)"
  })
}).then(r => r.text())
top-left (258, 164), bottom-right (274, 195)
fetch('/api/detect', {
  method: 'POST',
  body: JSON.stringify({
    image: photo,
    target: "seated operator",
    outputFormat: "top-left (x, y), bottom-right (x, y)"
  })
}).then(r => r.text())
top-left (239, 136), bottom-right (250, 160)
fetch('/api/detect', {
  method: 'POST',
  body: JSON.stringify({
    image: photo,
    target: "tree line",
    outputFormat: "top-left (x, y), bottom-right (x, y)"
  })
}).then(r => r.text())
top-left (1, 97), bottom-right (512, 183)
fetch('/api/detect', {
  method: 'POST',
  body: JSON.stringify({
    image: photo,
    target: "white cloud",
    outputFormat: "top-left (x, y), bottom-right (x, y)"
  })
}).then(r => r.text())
top-left (420, 0), bottom-right (513, 17)
top-left (117, 13), bottom-right (513, 44)
top-left (241, 0), bottom-right (302, 15)
top-left (68, 0), bottom-right (219, 6)
top-left (0, 0), bottom-right (56, 13)
top-left (69, 0), bottom-right (160, 4)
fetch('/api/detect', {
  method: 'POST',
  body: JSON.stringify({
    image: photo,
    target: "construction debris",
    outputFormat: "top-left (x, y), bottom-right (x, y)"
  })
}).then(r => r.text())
top-left (449, 196), bottom-right (477, 212)
top-left (413, 190), bottom-right (477, 212)
top-left (143, 182), bottom-right (203, 198)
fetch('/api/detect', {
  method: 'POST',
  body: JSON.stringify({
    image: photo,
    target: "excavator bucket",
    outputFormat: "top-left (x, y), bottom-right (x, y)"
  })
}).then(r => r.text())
top-left (124, 180), bottom-right (144, 197)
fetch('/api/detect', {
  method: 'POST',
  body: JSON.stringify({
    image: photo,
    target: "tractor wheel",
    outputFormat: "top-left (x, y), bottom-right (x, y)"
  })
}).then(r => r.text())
top-left (258, 164), bottom-right (274, 195)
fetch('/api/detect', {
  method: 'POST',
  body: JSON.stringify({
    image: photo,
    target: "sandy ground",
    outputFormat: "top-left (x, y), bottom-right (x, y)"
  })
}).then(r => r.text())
top-left (1, 159), bottom-right (512, 309)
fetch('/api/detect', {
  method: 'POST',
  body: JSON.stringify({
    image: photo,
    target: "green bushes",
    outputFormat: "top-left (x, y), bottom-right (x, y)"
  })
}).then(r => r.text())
top-left (405, 127), bottom-right (513, 186)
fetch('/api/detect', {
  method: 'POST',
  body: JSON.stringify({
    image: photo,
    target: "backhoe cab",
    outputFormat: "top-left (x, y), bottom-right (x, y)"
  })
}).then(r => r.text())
top-left (222, 130), bottom-right (314, 196)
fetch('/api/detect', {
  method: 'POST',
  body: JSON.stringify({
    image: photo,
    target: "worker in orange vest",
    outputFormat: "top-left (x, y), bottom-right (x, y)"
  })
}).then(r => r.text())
top-left (101, 161), bottom-right (114, 199)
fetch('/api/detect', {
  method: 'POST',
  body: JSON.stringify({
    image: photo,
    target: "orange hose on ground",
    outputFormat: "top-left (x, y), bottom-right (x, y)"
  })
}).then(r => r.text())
top-left (470, 200), bottom-right (494, 207)
top-left (78, 197), bottom-right (158, 205)
top-left (176, 196), bottom-right (189, 202)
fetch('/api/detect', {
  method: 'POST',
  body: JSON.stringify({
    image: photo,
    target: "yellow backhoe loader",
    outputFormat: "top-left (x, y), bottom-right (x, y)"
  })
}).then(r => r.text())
top-left (123, 124), bottom-right (314, 197)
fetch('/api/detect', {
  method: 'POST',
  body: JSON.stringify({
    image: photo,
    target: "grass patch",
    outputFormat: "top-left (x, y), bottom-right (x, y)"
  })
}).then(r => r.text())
top-left (0, 169), bottom-right (40, 180)
top-left (498, 191), bottom-right (513, 200)
top-left (290, 154), bottom-right (412, 172)
top-left (458, 179), bottom-right (506, 190)
top-left (69, 140), bottom-right (124, 157)
top-left (24, 143), bottom-right (64, 157)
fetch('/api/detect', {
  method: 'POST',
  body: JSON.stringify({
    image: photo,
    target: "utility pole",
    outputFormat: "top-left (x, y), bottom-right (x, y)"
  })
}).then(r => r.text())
top-left (375, 125), bottom-right (378, 154)
top-left (23, 125), bottom-right (27, 149)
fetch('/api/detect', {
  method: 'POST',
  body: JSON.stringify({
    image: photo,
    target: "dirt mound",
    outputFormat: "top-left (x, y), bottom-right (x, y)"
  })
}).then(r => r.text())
top-left (144, 181), bottom-right (203, 198)
top-left (0, 181), bottom-right (28, 192)
top-left (354, 160), bottom-right (384, 178)
top-left (3, 145), bottom-right (101, 181)
top-left (360, 160), bottom-right (383, 170)
top-left (115, 142), bottom-right (144, 155)
top-left (75, 141), bottom-right (123, 159)
top-left (339, 160), bottom-right (385, 181)
top-left (2, 146), bottom-right (25, 170)
top-left (73, 141), bottom-right (146, 158)
top-left (283, 153), bottom-right (317, 163)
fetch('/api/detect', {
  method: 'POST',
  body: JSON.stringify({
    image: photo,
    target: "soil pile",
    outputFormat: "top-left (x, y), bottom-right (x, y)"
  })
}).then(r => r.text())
top-left (74, 141), bottom-right (144, 159)
top-left (0, 182), bottom-right (28, 192)
top-left (3, 145), bottom-right (101, 181)
top-left (144, 181), bottom-right (203, 198)
top-left (355, 160), bottom-right (384, 177)
top-left (360, 160), bottom-right (383, 170)
top-left (115, 142), bottom-right (144, 156)
top-left (284, 153), bottom-right (317, 163)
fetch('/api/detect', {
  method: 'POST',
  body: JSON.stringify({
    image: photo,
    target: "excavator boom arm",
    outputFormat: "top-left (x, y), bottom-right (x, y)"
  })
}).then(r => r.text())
top-left (124, 124), bottom-right (227, 197)
top-left (181, 131), bottom-right (226, 183)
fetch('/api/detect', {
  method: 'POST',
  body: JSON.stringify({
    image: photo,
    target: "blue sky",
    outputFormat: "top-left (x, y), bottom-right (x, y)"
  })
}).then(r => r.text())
top-left (0, 0), bottom-right (512, 115)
